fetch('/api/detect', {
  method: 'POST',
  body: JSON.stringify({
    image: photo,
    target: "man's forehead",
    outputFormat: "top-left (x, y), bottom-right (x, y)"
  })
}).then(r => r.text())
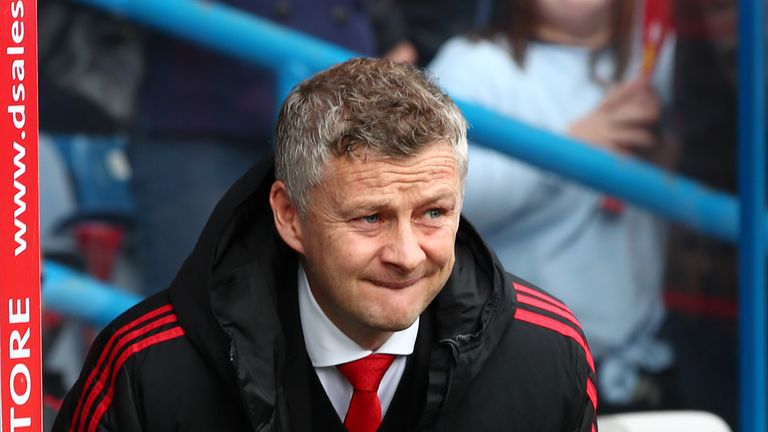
top-left (331, 143), bottom-right (457, 170)
top-left (327, 151), bottom-right (458, 185)
top-left (319, 154), bottom-right (459, 204)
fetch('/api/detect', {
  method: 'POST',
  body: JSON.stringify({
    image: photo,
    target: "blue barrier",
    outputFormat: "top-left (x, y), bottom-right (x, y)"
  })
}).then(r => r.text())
top-left (461, 102), bottom-right (744, 242)
top-left (74, 0), bottom-right (768, 247)
top-left (738, 0), bottom-right (767, 430)
top-left (43, 261), bottom-right (142, 327)
top-left (77, 0), bottom-right (354, 73)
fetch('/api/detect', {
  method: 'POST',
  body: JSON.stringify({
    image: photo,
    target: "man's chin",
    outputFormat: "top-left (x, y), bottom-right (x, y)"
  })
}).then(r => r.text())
top-left (367, 311), bottom-right (420, 333)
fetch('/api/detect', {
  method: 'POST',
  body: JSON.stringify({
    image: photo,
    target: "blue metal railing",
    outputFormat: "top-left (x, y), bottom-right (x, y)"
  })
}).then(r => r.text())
top-left (72, 0), bottom-right (767, 246)
top-left (51, 1), bottom-right (764, 430)
top-left (460, 102), bottom-right (743, 242)
top-left (43, 261), bottom-right (141, 326)
top-left (738, 0), bottom-right (766, 430)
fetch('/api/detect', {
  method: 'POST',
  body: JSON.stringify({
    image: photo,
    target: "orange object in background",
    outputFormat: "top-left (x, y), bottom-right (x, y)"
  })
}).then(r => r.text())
top-left (642, 0), bottom-right (674, 76)
top-left (600, 0), bottom-right (674, 215)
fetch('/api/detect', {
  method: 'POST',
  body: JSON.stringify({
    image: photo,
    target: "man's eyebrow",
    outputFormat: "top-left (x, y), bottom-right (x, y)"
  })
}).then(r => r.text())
top-left (339, 200), bottom-right (387, 216)
top-left (342, 191), bottom-right (458, 214)
top-left (422, 192), bottom-right (459, 205)
top-left (410, 188), bottom-right (460, 206)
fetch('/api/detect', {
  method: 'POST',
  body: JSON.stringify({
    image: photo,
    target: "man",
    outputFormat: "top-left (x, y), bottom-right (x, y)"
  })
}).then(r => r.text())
top-left (53, 58), bottom-right (598, 432)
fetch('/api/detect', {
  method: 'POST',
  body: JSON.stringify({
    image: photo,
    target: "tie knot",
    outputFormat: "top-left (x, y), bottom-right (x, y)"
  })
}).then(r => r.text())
top-left (337, 354), bottom-right (395, 392)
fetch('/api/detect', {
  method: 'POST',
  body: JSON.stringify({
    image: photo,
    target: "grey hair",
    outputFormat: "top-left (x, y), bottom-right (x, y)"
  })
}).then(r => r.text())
top-left (274, 58), bottom-right (468, 216)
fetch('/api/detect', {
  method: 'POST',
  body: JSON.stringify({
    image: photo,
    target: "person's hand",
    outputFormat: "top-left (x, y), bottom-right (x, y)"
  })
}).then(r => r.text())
top-left (567, 78), bottom-right (662, 155)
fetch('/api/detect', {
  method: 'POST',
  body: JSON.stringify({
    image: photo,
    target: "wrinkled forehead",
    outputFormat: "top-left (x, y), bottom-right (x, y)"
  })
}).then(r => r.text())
top-left (310, 143), bottom-right (465, 207)
top-left (322, 142), bottom-right (466, 183)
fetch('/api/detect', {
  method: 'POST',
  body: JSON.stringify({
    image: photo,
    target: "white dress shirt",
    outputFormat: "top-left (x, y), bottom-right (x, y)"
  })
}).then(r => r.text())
top-left (298, 265), bottom-right (419, 421)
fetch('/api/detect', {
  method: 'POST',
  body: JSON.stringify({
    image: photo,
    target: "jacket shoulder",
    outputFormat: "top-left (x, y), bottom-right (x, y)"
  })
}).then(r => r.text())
top-left (444, 276), bottom-right (599, 431)
top-left (508, 276), bottom-right (598, 431)
top-left (54, 291), bottom-right (250, 431)
top-left (52, 291), bottom-right (204, 431)
top-left (510, 276), bottom-right (594, 370)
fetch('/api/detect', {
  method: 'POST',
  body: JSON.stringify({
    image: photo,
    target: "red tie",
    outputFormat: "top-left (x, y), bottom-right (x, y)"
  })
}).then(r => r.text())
top-left (337, 354), bottom-right (396, 432)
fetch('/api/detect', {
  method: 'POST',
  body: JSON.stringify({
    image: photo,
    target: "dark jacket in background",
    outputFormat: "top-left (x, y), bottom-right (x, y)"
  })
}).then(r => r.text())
top-left (139, 0), bottom-right (377, 139)
top-left (53, 158), bottom-right (598, 431)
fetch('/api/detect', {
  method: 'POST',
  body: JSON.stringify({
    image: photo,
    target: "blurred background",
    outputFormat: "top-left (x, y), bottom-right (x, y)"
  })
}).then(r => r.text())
top-left (37, 0), bottom-right (750, 430)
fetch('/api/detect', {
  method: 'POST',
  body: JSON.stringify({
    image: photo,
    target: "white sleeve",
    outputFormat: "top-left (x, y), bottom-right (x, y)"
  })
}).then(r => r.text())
top-left (428, 38), bottom-right (507, 108)
top-left (461, 146), bottom-right (553, 233)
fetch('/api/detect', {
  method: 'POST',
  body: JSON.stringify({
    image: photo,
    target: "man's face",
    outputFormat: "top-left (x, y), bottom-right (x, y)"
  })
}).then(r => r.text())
top-left (295, 143), bottom-right (462, 348)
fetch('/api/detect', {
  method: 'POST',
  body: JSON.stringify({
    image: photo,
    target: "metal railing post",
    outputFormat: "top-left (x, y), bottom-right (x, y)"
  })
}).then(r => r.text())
top-left (738, 0), bottom-right (766, 430)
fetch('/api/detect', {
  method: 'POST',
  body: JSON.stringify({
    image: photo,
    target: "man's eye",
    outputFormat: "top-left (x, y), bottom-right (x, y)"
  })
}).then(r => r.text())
top-left (363, 214), bottom-right (380, 223)
top-left (426, 209), bottom-right (443, 219)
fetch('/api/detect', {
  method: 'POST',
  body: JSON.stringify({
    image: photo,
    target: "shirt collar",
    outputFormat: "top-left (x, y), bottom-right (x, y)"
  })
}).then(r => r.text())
top-left (298, 264), bottom-right (419, 367)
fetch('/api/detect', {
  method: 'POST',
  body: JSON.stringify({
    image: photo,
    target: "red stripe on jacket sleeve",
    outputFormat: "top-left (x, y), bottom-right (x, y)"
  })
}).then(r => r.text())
top-left (87, 326), bottom-right (186, 432)
top-left (76, 314), bottom-right (179, 432)
top-left (586, 377), bottom-right (598, 413)
top-left (587, 378), bottom-right (599, 432)
top-left (513, 282), bottom-right (570, 313)
top-left (71, 304), bottom-right (174, 432)
top-left (517, 293), bottom-right (582, 328)
top-left (514, 308), bottom-right (595, 374)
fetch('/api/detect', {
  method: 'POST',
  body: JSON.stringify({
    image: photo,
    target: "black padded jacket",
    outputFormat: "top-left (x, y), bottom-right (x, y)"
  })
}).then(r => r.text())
top-left (53, 158), bottom-right (598, 432)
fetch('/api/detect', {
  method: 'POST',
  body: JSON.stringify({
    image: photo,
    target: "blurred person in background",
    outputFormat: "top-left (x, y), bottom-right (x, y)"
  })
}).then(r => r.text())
top-left (131, 0), bottom-right (379, 295)
top-left (429, 0), bottom-right (678, 413)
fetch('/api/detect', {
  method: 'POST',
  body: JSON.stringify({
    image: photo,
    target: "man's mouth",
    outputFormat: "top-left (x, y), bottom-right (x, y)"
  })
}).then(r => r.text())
top-left (367, 277), bottom-right (422, 289)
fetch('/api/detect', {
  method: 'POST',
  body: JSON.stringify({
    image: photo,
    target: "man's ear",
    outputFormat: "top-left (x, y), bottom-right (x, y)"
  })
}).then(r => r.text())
top-left (269, 181), bottom-right (306, 254)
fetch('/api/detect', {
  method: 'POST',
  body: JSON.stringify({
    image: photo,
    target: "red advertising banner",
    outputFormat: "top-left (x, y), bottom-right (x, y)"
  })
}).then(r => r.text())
top-left (0, 0), bottom-right (41, 430)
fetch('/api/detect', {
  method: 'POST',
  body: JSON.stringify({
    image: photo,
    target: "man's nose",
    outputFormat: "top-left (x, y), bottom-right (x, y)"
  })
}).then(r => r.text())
top-left (381, 221), bottom-right (426, 272)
